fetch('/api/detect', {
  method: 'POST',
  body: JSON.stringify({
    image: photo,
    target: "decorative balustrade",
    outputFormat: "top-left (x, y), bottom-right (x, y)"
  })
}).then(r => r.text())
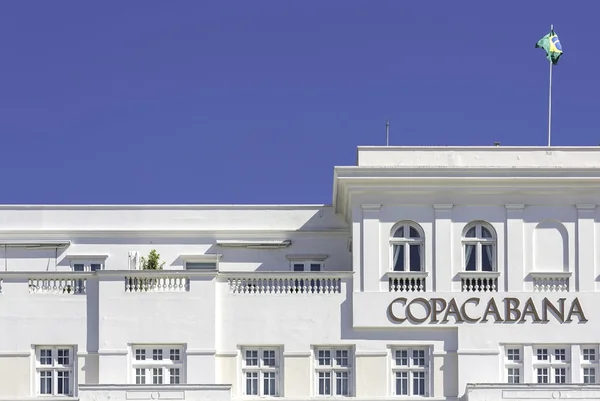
top-left (125, 275), bottom-right (189, 292)
top-left (28, 276), bottom-right (87, 294)
top-left (225, 272), bottom-right (351, 294)
top-left (458, 272), bottom-right (500, 292)
top-left (531, 272), bottom-right (571, 292)
top-left (386, 272), bottom-right (427, 292)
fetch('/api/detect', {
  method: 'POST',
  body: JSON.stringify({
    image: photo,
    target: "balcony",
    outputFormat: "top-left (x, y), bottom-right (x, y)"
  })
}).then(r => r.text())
top-left (123, 271), bottom-right (191, 293)
top-left (79, 384), bottom-right (231, 401)
top-left (386, 271), bottom-right (427, 292)
top-left (223, 271), bottom-right (351, 295)
top-left (530, 272), bottom-right (571, 292)
top-left (0, 272), bottom-right (93, 295)
top-left (458, 271), bottom-right (500, 292)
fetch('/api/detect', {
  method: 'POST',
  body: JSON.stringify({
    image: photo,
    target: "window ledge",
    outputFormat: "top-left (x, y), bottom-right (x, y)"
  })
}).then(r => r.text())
top-left (530, 271), bottom-right (572, 279)
top-left (385, 271), bottom-right (428, 279)
top-left (457, 271), bottom-right (501, 279)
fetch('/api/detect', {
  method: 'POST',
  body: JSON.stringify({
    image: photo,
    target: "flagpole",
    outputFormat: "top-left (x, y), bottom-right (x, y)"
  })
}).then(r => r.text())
top-left (547, 24), bottom-right (553, 147)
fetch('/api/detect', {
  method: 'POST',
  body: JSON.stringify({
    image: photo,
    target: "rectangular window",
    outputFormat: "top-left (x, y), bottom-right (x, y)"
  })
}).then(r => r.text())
top-left (35, 346), bottom-right (75, 396)
top-left (71, 260), bottom-right (104, 271)
top-left (533, 346), bottom-right (570, 384)
top-left (582, 346), bottom-right (599, 384)
top-left (185, 261), bottom-right (217, 270)
top-left (291, 261), bottom-right (323, 272)
top-left (131, 345), bottom-right (185, 385)
top-left (315, 347), bottom-right (352, 396)
top-left (392, 347), bottom-right (429, 396)
top-left (504, 346), bottom-right (523, 384)
top-left (242, 347), bottom-right (280, 397)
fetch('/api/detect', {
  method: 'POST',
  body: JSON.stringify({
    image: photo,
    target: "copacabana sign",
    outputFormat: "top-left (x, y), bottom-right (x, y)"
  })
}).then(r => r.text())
top-left (387, 297), bottom-right (587, 324)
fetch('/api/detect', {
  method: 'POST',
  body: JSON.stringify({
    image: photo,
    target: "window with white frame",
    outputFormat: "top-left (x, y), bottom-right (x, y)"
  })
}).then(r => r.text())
top-left (291, 261), bottom-right (322, 272)
top-left (533, 346), bottom-right (570, 384)
top-left (35, 346), bottom-right (75, 396)
top-left (392, 347), bottom-right (429, 396)
top-left (314, 347), bottom-right (352, 396)
top-left (132, 345), bottom-right (184, 385)
top-left (71, 260), bottom-right (103, 272)
top-left (462, 222), bottom-right (496, 272)
top-left (582, 346), bottom-right (599, 384)
top-left (504, 346), bottom-right (523, 384)
top-left (390, 222), bottom-right (424, 272)
top-left (241, 347), bottom-right (280, 397)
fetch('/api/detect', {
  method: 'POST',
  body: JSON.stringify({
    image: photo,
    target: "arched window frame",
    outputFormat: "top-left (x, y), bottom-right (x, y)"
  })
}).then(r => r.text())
top-left (390, 222), bottom-right (424, 272)
top-left (462, 221), bottom-right (497, 272)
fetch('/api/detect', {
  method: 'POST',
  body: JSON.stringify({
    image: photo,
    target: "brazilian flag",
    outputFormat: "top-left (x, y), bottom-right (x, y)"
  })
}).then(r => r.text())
top-left (535, 30), bottom-right (563, 65)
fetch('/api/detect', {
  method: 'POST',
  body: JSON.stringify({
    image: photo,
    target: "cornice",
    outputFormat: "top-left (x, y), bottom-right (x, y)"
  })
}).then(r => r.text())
top-left (0, 229), bottom-right (350, 238)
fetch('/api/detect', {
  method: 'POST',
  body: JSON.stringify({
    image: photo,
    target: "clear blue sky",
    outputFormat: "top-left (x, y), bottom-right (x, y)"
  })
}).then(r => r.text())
top-left (0, 1), bottom-right (597, 204)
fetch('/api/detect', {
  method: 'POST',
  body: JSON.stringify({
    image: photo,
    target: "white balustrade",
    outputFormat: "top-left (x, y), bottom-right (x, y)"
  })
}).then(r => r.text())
top-left (125, 275), bottom-right (189, 292)
top-left (28, 277), bottom-right (87, 294)
top-left (531, 272), bottom-right (571, 292)
top-left (459, 272), bottom-right (500, 292)
top-left (227, 273), bottom-right (344, 294)
top-left (387, 272), bottom-right (427, 292)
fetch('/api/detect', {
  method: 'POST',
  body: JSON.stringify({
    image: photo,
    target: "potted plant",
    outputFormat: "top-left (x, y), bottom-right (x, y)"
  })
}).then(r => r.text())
top-left (140, 249), bottom-right (165, 270)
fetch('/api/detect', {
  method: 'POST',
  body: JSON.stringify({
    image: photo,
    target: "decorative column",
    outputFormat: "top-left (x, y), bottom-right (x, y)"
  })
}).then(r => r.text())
top-left (505, 204), bottom-right (525, 292)
top-left (433, 204), bottom-right (453, 292)
top-left (576, 204), bottom-right (596, 292)
top-left (361, 204), bottom-right (382, 292)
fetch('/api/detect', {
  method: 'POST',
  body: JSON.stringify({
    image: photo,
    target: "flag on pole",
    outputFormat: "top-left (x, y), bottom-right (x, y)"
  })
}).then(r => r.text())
top-left (535, 29), bottom-right (563, 65)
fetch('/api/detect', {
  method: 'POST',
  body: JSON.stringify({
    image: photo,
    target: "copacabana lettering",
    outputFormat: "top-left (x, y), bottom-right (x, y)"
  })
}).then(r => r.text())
top-left (387, 297), bottom-right (587, 324)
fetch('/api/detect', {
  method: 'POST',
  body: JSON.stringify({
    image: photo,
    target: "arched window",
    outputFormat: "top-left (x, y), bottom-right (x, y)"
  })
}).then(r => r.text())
top-left (390, 222), bottom-right (424, 272)
top-left (462, 222), bottom-right (496, 272)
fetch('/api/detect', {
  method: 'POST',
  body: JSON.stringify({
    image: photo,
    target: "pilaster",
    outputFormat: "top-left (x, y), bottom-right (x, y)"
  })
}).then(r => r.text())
top-left (576, 204), bottom-right (596, 292)
top-left (505, 204), bottom-right (525, 292)
top-left (434, 204), bottom-right (453, 292)
top-left (361, 204), bottom-right (382, 292)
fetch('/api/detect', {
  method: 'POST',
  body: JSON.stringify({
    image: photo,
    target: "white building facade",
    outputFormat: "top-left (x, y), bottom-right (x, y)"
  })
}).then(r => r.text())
top-left (2, 146), bottom-right (600, 401)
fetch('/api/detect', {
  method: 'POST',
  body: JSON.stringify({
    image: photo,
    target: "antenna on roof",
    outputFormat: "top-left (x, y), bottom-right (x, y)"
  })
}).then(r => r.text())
top-left (386, 120), bottom-right (390, 146)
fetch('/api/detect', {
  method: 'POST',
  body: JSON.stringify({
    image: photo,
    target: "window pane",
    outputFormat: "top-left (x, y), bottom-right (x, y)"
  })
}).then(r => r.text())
top-left (152, 349), bottom-right (163, 360)
top-left (507, 348), bottom-right (520, 361)
top-left (310, 263), bottom-right (321, 272)
top-left (245, 350), bottom-right (258, 366)
top-left (554, 348), bottom-right (566, 361)
top-left (465, 226), bottom-right (476, 237)
top-left (584, 348), bottom-right (596, 361)
top-left (186, 262), bottom-right (216, 270)
top-left (395, 371), bottom-right (408, 395)
top-left (169, 368), bottom-right (180, 384)
top-left (264, 372), bottom-right (276, 396)
top-left (318, 372), bottom-right (331, 395)
top-left (40, 349), bottom-right (52, 365)
top-left (263, 350), bottom-right (276, 367)
top-left (245, 372), bottom-right (258, 395)
top-left (482, 244), bottom-right (493, 271)
top-left (90, 263), bottom-right (102, 271)
top-left (409, 226), bottom-right (420, 238)
top-left (537, 349), bottom-right (548, 361)
top-left (136, 368), bottom-right (146, 384)
top-left (318, 349), bottom-right (331, 366)
top-left (293, 263), bottom-right (304, 272)
top-left (537, 368), bottom-right (549, 384)
top-left (409, 244), bottom-right (421, 272)
top-left (169, 349), bottom-right (180, 361)
top-left (393, 244), bottom-right (405, 271)
top-left (73, 263), bottom-right (85, 272)
top-left (584, 368), bottom-right (596, 384)
top-left (395, 350), bottom-right (408, 366)
top-left (412, 349), bottom-right (426, 367)
top-left (393, 226), bottom-right (404, 238)
top-left (57, 349), bottom-right (70, 365)
top-left (152, 368), bottom-right (163, 384)
top-left (335, 349), bottom-right (349, 367)
top-left (413, 371), bottom-right (426, 396)
top-left (335, 371), bottom-right (349, 395)
top-left (554, 368), bottom-right (566, 384)
top-left (57, 371), bottom-right (70, 395)
top-left (40, 371), bottom-right (52, 394)
top-left (481, 226), bottom-right (493, 238)
top-left (135, 349), bottom-right (146, 361)
top-left (465, 244), bottom-right (476, 271)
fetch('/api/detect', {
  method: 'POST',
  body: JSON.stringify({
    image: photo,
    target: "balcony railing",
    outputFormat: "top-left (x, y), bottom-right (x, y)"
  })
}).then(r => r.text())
top-left (123, 272), bottom-right (191, 293)
top-left (458, 271), bottom-right (500, 292)
top-left (386, 271), bottom-right (428, 292)
top-left (29, 276), bottom-right (88, 294)
top-left (224, 272), bottom-right (351, 295)
top-left (531, 272), bottom-right (571, 292)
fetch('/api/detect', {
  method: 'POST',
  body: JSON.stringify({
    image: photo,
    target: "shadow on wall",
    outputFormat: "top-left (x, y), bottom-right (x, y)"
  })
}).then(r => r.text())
top-left (532, 219), bottom-right (568, 272)
top-left (1, 247), bottom-right (68, 271)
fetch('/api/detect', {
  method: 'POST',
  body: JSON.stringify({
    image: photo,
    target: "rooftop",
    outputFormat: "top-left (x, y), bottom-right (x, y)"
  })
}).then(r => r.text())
top-left (356, 146), bottom-right (600, 168)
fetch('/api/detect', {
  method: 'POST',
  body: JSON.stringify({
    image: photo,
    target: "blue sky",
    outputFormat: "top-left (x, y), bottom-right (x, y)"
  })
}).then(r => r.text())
top-left (0, 1), bottom-right (597, 204)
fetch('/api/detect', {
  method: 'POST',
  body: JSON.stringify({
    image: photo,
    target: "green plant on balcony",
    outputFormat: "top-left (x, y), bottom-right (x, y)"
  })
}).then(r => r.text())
top-left (140, 249), bottom-right (165, 270)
